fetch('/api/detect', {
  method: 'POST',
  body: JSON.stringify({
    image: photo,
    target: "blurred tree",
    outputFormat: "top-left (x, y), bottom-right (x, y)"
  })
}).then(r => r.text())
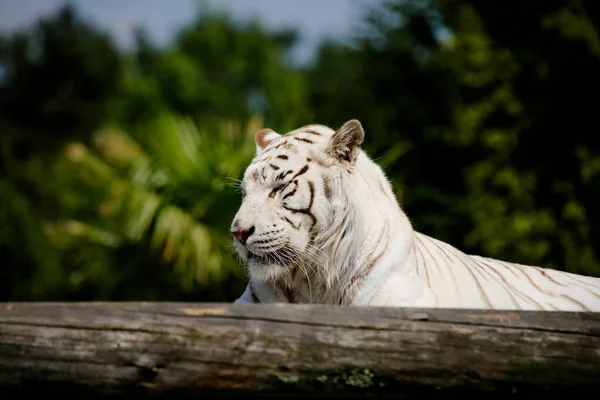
top-left (0, 5), bottom-right (121, 158)
top-left (52, 114), bottom-right (258, 301)
top-left (0, 5), bottom-right (122, 300)
top-left (441, 0), bottom-right (600, 275)
top-left (111, 3), bottom-right (312, 133)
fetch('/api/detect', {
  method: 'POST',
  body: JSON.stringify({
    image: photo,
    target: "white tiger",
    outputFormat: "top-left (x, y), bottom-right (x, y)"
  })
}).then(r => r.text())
top-left (231, 119), bottom-right (600, 311)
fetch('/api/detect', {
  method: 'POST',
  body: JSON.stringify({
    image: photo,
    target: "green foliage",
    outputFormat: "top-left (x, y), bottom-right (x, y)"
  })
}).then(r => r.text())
top-left (49, 114), bottom-right (258, 299)
top-left (0, 0), bottom-right (598, 302)
top-left (0, 5), bottom-right (123, 300)
top-left (0, 5), bottom-right (121, 152)
top-left (0, 179), bottom-right (58, 300)
top-left (112, 5), bottom-right (311, 131)
top-left (442, 0), bottom-right (600, 275)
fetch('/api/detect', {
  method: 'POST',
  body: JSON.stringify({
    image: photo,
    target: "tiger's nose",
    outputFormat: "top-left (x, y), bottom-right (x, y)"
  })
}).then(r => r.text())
top-left (232, 226), bottom-right (255, 245)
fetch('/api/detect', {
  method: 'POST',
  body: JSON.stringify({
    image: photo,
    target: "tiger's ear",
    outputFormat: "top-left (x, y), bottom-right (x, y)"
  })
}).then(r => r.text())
top-left (255, 128), bottom-right (281, 154)
top-left (328, 119), bottom-right (365, 163)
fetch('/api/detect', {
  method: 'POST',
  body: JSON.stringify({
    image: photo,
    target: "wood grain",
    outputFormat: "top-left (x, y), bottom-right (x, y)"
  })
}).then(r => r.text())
top-left (0, 302), bottom-right (599, 398)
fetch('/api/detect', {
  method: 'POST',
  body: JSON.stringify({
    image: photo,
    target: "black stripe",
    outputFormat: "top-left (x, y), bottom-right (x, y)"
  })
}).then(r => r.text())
top-left (424, 239), bottom-right (464, 306)
top-left (282, 216), bottom-right (299, 229)
top-left (495, 260), bottom-right (562, 309)
top-left (282, 181), bottom-right (316, 231)
top-left (536, 268), bottom-right (566, 287)
top-left (415, 245), bottom-right (438, 306)
top-left (421, 235), bottom-right (494, 308)
top-left (415, 245), bottom-right (431, 289)
top-left (441, 242), bottom-right (516, 309)
top-left (439, 242), bottom-right (493, 308)
top-left (303, 129), bottom-right (321, 136)
top-left (279, 284), bottom-right (295, 303)
top-left (294, 137), bottom-right (314, 144)
top-left (269, 163), bottom-right (280, 170)
top-left (277, 155), bottom-right (288, 160)
top-left (290, 265), bottom-right (298, 281)
top-left (283, 187), bottom-right (297, 199)
top-left (270, 183), bottom-right (289, 198)
top-left (291, 165), bottom-right (309, 180)
top-left (323, 177), bottom-right (332, 200)
top-left (564, 273), bottom-right (600, 290)
top-left (475, 258), bottom-right (541, 310)
top-left (276, 170), bottom-right (293, 181)
top-left (413, 242), bottom-right (420, 276)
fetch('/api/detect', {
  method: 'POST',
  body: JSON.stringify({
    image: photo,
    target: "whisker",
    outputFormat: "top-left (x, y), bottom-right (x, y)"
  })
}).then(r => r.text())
top-left (277, 244), bottom-right (311, 301)
top-left (294, 254), bottom-right (314, 302)
top-left (286, 242), bottom-right (322, 286)
top-left (221, 177), bottom-right (244, 192)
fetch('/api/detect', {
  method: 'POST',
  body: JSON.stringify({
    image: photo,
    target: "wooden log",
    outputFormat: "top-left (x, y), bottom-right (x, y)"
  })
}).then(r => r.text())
top-left (0, 302), bottom-right (599, 398)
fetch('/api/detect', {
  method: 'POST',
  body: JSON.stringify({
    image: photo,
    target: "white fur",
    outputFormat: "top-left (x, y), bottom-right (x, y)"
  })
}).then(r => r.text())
top-left (232, 122), bottom-right (600, 311)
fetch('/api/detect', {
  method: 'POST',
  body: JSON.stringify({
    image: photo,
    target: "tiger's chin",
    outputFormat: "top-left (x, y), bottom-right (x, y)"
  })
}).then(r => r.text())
top-left (245, 248), bottom-right (297, 282)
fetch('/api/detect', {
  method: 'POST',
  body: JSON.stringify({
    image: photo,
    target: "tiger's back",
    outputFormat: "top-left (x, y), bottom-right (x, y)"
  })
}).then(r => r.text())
top-left (413, 232), bottom-right (600, 310)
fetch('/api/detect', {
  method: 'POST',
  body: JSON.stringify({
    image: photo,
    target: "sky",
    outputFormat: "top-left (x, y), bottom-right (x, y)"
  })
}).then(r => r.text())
top-left (0, 0), bottom-right (382, 65)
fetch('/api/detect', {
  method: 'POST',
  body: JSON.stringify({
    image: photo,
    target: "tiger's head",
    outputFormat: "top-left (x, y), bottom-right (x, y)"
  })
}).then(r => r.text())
top-left (230, 119), bottom-right (365, 283)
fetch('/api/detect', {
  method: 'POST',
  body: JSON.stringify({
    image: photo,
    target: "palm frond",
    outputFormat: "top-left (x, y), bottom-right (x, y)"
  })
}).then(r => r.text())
top-left (58, 113), bottom-right (258, 289)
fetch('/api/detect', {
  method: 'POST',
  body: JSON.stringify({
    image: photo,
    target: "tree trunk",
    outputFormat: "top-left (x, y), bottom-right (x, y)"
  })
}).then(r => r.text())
top-left (0, 302), bottom-right (599, 397)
